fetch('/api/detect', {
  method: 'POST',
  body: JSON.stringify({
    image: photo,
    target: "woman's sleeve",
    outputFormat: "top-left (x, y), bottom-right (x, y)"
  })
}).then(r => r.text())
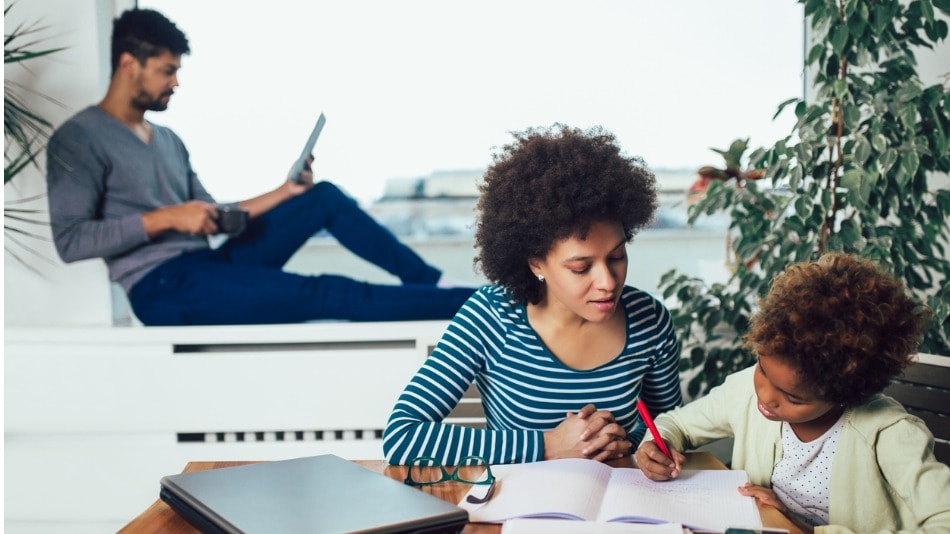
top-left (383, 290), bottom-right (545, 465)
top-left (634, 298), bottom-right (684, 444)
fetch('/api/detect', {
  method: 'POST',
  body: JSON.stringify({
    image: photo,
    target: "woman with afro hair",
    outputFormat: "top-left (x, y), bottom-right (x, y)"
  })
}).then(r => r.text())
top-left (636, 253), bottom-right (949, 533)
top-left (384, 124), bottom-right (682, 465)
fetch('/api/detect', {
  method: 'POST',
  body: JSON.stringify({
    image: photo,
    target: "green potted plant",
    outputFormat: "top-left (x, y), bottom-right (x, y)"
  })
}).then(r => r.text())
top-left (4, 2), bottom-right (65, 263)
top-left (660, 0), bottom-right (950, 397)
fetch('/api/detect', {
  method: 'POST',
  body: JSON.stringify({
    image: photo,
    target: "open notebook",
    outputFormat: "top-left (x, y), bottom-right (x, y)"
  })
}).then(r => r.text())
top-left (160, 454), bottom-right (468, 533)
top-left (459, 458), bottom-right (761, 533)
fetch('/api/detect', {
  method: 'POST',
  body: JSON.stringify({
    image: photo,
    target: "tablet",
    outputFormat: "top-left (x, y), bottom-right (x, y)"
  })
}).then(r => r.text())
top-left (287, 112), bottom-right (326, 183)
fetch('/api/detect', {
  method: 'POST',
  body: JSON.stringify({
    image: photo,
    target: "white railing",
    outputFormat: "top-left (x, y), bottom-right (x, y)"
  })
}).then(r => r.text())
top-left (4, 321), bottom-right (447, 533)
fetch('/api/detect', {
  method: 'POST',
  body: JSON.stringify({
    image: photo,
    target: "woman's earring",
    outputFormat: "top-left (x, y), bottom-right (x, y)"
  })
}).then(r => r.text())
top-left (537, 274), bottom-right (545, 282)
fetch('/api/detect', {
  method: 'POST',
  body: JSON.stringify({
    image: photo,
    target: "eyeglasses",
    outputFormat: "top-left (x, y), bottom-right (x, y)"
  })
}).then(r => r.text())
top-left (404, 455), bottom-right (497, 504)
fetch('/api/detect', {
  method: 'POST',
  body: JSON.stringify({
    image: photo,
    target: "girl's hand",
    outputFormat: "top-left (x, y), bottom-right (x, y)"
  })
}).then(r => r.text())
top-left (737, 484), bottom-right (815, 534)
top-left (634, 441), bottom-right (685, 481)
top-left (737, 483), bottom-right (785, 510)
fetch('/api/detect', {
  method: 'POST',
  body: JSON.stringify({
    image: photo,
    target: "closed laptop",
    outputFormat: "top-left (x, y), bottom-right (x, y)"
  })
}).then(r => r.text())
top-left (159, 454), bottom-right (468, 533)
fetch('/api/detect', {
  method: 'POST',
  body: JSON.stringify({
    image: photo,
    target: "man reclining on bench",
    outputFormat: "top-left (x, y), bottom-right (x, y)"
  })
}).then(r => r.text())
top-left (46, 8), bottom-right (475, 326)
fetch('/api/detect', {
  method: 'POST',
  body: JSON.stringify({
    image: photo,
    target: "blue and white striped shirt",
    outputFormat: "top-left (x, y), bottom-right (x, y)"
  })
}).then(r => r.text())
top-left (383, 285), bottom-right (682, 465)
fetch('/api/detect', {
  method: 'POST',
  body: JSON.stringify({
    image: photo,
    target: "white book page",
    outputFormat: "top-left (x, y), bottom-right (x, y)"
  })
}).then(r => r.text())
top-left (597, 469), bottom-right (761, 532)
top-left (461, 459), bottom-right (612, 523)
top-left (501, 518), bottom-right (684, 534)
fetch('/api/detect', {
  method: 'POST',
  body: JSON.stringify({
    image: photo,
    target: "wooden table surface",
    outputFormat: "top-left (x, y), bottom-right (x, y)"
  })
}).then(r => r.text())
top-left (120, 454), bottom-right (800, 533)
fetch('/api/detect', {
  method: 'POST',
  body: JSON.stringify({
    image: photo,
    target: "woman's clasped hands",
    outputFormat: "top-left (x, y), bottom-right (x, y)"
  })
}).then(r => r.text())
top-left (543, 404), bottom-right (631, 462)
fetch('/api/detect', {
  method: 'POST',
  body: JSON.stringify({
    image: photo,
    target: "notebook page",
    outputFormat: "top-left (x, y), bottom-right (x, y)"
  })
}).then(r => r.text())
top-left (461, 459), bottom-right (613, 523)
top-left (597, 469), bottom-right (761, 532)
top-left (502, 518), bottom-right (684, 534)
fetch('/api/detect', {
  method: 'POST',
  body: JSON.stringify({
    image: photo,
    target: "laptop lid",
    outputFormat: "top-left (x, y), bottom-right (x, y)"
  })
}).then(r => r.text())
top-left (159, 454), bottom-right (468, 533)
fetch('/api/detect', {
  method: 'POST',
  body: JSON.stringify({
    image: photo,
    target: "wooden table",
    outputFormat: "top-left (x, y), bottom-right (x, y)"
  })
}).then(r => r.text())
top-left (120, 454), bottom-right (800, 533)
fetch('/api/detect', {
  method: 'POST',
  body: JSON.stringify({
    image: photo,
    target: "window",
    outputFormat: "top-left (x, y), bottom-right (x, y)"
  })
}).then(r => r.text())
top-left (136, 1), bottom-right (804, 290)
top-left (137, 1), bottom-right (803, 208)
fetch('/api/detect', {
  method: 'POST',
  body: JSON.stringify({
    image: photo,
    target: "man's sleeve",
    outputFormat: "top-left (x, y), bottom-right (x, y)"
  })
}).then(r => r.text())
top-left (183, 141), bottom-right (216, 205)
top-left (46, 124), bottom-right (150, 263)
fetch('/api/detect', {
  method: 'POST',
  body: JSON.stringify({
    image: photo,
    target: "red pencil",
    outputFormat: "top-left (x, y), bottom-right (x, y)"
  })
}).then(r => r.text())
top-left (636, 399), bottom-right (672, 458)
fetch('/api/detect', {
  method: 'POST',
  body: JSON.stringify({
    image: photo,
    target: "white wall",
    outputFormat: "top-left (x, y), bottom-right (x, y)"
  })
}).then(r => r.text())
top-left (3, 2), bottom-right (948, 329)
top-left (3, 0), bottom-right (133, 327)
top-left (0, 0), bottom-right (750, 327)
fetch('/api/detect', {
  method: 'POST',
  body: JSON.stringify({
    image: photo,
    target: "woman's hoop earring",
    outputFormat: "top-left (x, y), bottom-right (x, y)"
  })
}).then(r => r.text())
top-left (537, 274), bottom-right (545, 282)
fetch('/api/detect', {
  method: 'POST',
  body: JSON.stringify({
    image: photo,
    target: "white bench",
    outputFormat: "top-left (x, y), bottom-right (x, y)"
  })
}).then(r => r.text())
top-left (4, 321), bottom-right (448, 533)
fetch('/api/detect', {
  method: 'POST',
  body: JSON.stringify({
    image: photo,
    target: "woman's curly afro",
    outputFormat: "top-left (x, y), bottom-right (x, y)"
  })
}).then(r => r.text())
top-left (475, 124), bottom-right (657, 304)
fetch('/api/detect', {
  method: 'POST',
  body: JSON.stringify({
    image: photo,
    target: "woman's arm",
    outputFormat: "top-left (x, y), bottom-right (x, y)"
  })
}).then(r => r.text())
top-left (635, 298), bottom-right (684, 443)
top-left (382, 294), bottom-right (548, 465)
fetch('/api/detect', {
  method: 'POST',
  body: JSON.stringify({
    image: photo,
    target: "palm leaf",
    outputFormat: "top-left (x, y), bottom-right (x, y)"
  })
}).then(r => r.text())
top-left (4, 1), bottom-right (67, 270)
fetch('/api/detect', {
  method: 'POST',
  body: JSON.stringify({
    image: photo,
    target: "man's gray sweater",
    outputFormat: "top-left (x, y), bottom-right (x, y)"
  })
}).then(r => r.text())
top-left (46, 106), bottom-right (215, 292)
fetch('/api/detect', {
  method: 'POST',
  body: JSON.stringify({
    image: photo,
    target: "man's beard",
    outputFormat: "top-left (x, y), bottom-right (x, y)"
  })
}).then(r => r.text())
top-left (132, 90), bottom-right (172, 112)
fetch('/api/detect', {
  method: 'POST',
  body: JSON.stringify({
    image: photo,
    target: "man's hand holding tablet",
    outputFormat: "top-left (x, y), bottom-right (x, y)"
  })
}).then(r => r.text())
top-left (287, 113), bottom-right (326, 183)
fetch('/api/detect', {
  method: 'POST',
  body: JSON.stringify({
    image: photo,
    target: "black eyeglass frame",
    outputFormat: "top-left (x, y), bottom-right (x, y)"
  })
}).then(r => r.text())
top-left (403, 455), bottom-right (495, 487)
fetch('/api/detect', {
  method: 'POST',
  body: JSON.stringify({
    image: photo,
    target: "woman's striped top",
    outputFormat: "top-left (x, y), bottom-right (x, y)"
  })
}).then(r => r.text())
top-left (383, 284), bottom-right (682, 465)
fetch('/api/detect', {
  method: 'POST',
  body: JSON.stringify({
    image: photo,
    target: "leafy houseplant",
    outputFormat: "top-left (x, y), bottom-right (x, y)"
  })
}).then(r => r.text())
top-left (4, 3), bottom-right (65, 264)
top-left (660, 0), bottom-right (950, 398)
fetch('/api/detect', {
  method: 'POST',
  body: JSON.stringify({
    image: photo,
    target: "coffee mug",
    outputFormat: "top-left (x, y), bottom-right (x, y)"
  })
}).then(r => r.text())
top-left (216, 206), bottom-right (248, 236)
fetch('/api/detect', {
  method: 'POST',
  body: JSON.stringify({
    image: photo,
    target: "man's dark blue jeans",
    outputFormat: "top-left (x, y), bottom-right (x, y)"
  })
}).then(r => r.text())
top-left (128, 181), bottom-right (475, 325)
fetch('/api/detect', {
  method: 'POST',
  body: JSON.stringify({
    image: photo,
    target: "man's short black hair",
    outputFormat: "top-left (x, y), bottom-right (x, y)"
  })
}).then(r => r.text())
top-left (111, 8), bottom-right (190, 74)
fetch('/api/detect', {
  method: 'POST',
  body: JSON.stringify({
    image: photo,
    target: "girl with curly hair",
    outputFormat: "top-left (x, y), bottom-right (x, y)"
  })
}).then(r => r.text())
top-left (636, 253), bottom-right (949, 533)
top-left (384, 124), bottom-right (682, 465)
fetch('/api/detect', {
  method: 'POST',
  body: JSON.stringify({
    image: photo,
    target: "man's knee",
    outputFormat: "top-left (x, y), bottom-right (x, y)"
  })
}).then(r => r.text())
top-left (304, 181), bottom-right (354, 210)
top-left (310, 180), bottom-right (345, 198)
